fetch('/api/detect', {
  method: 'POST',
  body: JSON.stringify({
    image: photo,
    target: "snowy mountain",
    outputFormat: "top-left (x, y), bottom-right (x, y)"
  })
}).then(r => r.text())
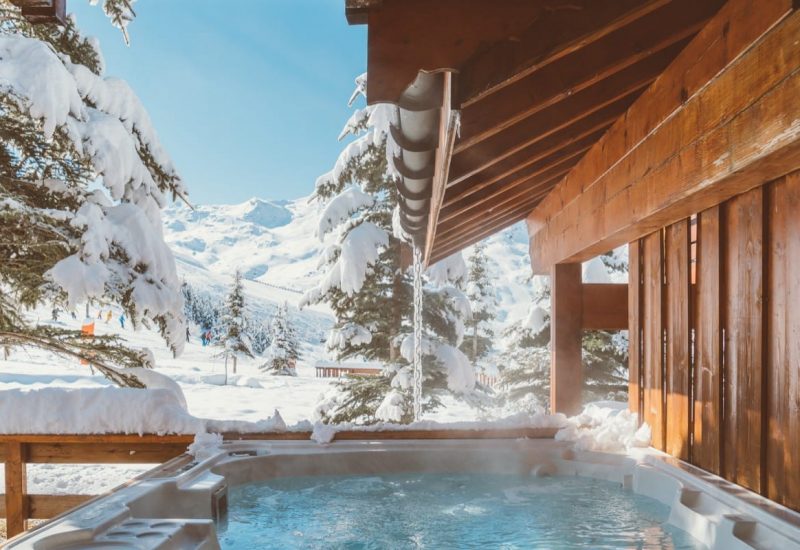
top-left (164, 197), bottom-right (322, 290)
top-left (162, 195), bottom-right (540, 339)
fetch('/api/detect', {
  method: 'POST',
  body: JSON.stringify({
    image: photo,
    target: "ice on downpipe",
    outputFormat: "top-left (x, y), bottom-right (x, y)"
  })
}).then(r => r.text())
top-left (389, 72), bottom-right (447, 421)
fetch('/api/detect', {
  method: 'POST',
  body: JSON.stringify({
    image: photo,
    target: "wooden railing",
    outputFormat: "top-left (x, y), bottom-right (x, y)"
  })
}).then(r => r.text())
top-left (1, 427), bottom-right (557, 539)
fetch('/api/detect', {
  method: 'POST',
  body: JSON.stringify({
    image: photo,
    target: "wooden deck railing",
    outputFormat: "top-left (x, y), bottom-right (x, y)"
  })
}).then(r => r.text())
top-left (1, 427), bottom-right (557, 539)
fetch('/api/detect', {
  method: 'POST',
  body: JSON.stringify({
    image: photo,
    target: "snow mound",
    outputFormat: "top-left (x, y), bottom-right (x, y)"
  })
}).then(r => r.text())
top-left (555, 402), bottom-right (651, 452)
top-left (0, 387), bottom-right (203, 435)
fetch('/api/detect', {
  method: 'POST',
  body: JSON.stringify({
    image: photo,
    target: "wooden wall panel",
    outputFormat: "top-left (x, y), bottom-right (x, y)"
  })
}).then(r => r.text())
top-left (642, 231), bottom-right (665, 451)
top-left (628, 240), bottom-right (643, 416)
top-left (629, 173), bottom-right (800, 510)
top-left (665, 220), bottom-right (691, 460)
top-left (766, 172), bottom-right (800, 510)
top-left (722, 187), bottom-right (764, 493)
top-left (693, 206), bottom-right (722, 475)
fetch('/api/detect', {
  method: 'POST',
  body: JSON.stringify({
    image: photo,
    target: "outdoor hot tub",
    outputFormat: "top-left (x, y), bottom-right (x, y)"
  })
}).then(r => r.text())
top-left (6, 439), bottom-right (800, 549)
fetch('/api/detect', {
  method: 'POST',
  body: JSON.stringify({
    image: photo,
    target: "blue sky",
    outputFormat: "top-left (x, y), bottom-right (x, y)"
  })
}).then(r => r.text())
top-left (70, 1), bottom-right (366, 205)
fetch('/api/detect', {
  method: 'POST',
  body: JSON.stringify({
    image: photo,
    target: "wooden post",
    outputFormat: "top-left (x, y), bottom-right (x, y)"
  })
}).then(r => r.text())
top-left (5, 441), bottom-right (28, 538)
top-left (550, 263), bottom-right (583, 415)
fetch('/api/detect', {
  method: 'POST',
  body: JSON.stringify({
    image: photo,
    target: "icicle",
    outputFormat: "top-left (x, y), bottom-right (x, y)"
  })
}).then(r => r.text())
top-left (412, 244), bottom-right (423, 421)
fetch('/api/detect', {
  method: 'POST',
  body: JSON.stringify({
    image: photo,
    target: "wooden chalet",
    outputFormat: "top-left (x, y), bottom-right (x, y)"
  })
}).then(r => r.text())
top-left (347, 0), bottom-right (800, 512)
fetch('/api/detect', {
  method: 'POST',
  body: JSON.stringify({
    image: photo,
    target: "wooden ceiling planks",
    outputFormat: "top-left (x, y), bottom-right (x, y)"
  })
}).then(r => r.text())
top-left (346, 0), bottom-right (725, 265)
top-left (455, 0), bottom-right (717, 152)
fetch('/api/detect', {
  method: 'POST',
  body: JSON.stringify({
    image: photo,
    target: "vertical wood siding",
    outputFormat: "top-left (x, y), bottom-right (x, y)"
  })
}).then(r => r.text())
top-left (642, 231), bottom-right (665, 451)
top-left (765, 172), bottom-right (800, 509)
top-left (629, 171), bottom-right (800, 510)
top-left (693, 206), bottom-right (722, 475)
top-left (665, 220), bottom-right (691, 461)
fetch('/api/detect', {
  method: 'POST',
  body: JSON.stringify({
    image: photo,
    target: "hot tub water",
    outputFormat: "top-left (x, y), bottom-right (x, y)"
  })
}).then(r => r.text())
top-left (219, 473), bottom-right (705, 549)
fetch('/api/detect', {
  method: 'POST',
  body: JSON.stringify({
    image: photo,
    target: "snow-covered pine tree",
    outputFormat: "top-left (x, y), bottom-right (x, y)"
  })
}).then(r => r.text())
top-left (303, 74), bottom-right (475, 424)
top-left (460, 242), bottom-right (497, 367)
top-left (0, 3), bottom-right (187, 387)
top-left (499, 251), bottom-right (630, 410)
top-left (499, 276), bottom-right (551, 411)
top-left (249, 323), bottom-right (271, 356)
top-left (260, 302), bottom-right (300, 376)
top-left (219, 271), bottom-right (252, 378)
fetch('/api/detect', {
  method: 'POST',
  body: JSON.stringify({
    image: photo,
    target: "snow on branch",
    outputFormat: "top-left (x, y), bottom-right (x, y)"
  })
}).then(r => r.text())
top-left (427, 252), bottom-right (467, 285)
top-left (327, 323), bottom-right (372, 352)
top-left (0, 35), bottom-right (83, 138)
top-left (316, 186), bottom-right (374, 239)
top-left (316, 221), bottom-right (388, 296)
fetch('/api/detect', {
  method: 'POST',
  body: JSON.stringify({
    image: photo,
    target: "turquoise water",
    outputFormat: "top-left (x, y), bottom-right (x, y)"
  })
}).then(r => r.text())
top-left (218, 473), bottom-right (705, 549)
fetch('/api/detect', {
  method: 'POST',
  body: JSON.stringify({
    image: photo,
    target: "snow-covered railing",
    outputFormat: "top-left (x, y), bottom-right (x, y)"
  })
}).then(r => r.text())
top-left (0, 427), bottom-right (560, 539)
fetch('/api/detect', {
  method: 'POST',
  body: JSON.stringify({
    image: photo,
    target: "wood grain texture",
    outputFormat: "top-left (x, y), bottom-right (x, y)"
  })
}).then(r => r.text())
top-left (4, 442), bottom-right (27, 538)
top-left (722, 187), bottom-right (764, 492)
top-left (765, 171), bottom-right (800, 510)
top-left (693, 206), bottom-right (723, 474)
top-left (642, 231), bottom-right (666, 450)
top-left (665, 219), bottom-right (691, 460)
top-left (550, 263), bottom-right (584, 415)
top-left (581, 284), bottom-right (629, 331)
top-left (628, 240), bottom-right (644, 416)
top-left (528, 0), bottom-right (796, 273)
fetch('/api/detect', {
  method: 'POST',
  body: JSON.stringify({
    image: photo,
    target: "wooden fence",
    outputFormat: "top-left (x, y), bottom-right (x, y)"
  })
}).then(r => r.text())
top-left (628, 170), bottom-right (800, 512)
top-left (1, 427), bottom-right (558, 539)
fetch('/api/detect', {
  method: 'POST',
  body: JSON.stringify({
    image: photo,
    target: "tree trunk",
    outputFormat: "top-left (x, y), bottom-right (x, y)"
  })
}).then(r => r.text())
top-left (232, 355), bottom-right (237, 374)
top-left (224, 355), bottom-right (228, 385)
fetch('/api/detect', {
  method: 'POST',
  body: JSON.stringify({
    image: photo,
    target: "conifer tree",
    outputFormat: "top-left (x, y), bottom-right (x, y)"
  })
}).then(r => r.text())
top-left (499, 276), bottom-right (551, 410)
top-left (499, 251), bottom-right (630, 411)
top-left (219, 271), bottom-right (252, 378)
top-left (303, 75), bottom-right (476, 424)
top-left (461, 242), bottom-right (497, 366)
top-left (260, 302), bottom-right (300, 376)
top-left (0, 3), bottom-right (187, 386)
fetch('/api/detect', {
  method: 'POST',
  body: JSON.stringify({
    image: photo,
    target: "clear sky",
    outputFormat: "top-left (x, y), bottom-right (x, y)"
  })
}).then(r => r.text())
top-left (69, 0), bottom-right (366, 205)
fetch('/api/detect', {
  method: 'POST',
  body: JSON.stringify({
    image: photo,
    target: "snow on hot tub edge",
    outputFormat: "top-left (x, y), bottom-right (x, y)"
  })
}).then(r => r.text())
top-left (0, 382), bottom-right (650, 458)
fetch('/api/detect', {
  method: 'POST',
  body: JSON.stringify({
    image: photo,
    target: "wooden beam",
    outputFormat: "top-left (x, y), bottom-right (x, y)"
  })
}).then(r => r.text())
top-left (449, 83), bottom-right (646, 185)
top-left (442, 135), bottom-right (594, 218)
top-left (458, 0), bottom-right (669, 106)
top-left (581, 283), bottom-right (628, 330)
top-left (423, 72), bottom-right (457, 268)
top-left (27, 494), bottom-right (93, 520)
top-left (528, 0), bottom-right (796, 273)
top-left (5, 441), bottom-right (27, 538)
top-left (439, 154), bottom-right (580, 225)
top-left (551, 264), bottom-right (583, 415)
top-left (362, 0), bottom-right (549, 104)
top-left (430, 211), bottom-right (530, 265)
top-left (446, 126), bottom-right (608, 202)
top-left (25, 442), bottom-right (188, 464)
top-left (457, 1), bottom-right (715, 151)
top-left (435, 177), bottom-right (559, 248)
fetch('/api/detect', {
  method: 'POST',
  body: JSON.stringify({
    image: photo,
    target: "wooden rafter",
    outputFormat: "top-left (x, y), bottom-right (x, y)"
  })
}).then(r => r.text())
top-left (458, 0), bottom-right (670, 106)
top-left (448, 85), bottom-right (645, 186)
top-left (456, 0), bottom-right (719, 152)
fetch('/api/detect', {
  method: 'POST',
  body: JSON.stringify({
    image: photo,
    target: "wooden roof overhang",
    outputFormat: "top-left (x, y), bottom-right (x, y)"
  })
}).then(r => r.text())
top-left (346, 0), bottom-right (725, 266)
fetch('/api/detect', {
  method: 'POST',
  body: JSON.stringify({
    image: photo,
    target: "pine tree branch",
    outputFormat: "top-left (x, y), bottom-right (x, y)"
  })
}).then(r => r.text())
top-left (0, 328), bottom-right (146, 388)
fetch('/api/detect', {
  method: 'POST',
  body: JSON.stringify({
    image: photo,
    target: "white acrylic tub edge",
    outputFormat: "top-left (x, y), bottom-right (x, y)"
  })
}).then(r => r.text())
top-left (7, 439), bottom-right (800, 549)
